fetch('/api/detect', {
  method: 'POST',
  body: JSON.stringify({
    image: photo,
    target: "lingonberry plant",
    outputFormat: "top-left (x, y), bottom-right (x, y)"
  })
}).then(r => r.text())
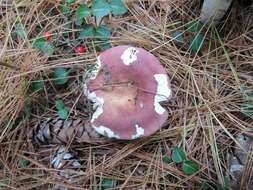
top-left (30, 0), bottom-right (128, 120)
top-left (32, 0), bottom-right (128, 58)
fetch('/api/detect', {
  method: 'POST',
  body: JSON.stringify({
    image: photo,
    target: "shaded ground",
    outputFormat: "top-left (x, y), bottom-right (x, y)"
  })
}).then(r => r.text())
top-left (0, 0), bottom-right (253, 189)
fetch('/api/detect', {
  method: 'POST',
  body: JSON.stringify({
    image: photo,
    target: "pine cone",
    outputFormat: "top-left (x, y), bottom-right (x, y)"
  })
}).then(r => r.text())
top-left (32, 117), bottom-right (101, 145)
top-left (36, 145), bottom-right (82, 190)
top-left (51, 145), bottom-right (81, 180)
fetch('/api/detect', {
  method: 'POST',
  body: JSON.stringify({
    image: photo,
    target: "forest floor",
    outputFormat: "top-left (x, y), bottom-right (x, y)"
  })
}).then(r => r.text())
top-left (0, 0), bottom-right (253, 189)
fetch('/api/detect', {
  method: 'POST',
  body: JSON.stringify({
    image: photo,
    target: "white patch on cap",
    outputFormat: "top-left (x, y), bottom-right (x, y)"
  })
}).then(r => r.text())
top-left (87, 92), bottom-right (104, 123)
top-left (83, 57), bottom-right (104, 123)
top-left (139, 102), bottom-right (144, 108)
top-left (121, 47), bottom-right (139, 65)
top-left (132, 124), bottom-right (145, 139)
top-left (83, 56), bottom-right (101, 95)
top-left (154, 74), bottom-right (171, 115)
top-left (93, 125), bottom-right (120, 139)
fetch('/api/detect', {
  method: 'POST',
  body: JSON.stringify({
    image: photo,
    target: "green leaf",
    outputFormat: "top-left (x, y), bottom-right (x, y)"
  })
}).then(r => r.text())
top-left (55, 99), bottom-right (65, 110)
top-left (171, 147), bottom-right (186, 163)
top-left (79, 24), bottom-right (94, 39)
top-left (20, 99), bottom-right (30, 121)
top-left (110, 0), bottom-right (128, 16)
top-left (201, 181), bottom-right (229, 190)
top-left (42, 42), bottom-right (54, 56)
top-left (75, 4), bottom-right (89, 26)
top-left (32, 80), bottom-right (44, 92)
top-left (162, 155), bottom-right (172, 163)
top-left (95, 25), bottom-right (111, 39)
top-left (94, 26), bottom-right (111, 52)
top-left (55, 99), bottom-right (69, 119)
top-left (186, 21), bottom-right (203, 33)
top-left (245, 92), bottom-right (253, 101)
top-left (66, 0), bottom-right (74, 3)
top-left (100, 178), bottom-right (118, 189)
top-left (240, 103), bottom-right (253, 117)
top-left (59, 4), bottom-right (71, 15)
top-left (53, 68), bottom-right (69, 85)
top-left (189, 34), bottom-right (204, 53)
top-left (15, 23), bottom-right (27, 39)
top-left (92, 0), bottom-right (111, 17)
top-left (182, 160), bottom-right (199, 175)
top-left (32, 38), bottom-right (45, 49)
top-left (18, 158), bottom-right (29, 167)
top-left (32, 38), bottom-right (54, 56)
top-left (241, 87), bottom-right (253, 101)
top-left (171, 31), bottom-right (184, 43)
top-left (58, 109), bottom-right (69, 119)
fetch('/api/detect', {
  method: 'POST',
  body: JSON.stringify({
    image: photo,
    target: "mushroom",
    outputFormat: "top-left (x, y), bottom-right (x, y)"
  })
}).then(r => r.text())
top-left (84, 45), bottom-right (171, 140)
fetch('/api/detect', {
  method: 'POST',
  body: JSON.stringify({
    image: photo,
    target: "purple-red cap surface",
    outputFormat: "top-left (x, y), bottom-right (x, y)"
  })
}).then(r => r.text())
top-left (85, 45), bottom-right (171, 140)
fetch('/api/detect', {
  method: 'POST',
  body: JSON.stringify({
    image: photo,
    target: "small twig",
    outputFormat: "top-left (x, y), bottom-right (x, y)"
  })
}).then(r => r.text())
top-left (91, 80), bottom-right (170, 99)
top-left (91, 80), bottom-right (135, 91)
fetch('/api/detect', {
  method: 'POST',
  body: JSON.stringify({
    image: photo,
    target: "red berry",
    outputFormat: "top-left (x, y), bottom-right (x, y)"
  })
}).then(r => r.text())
top-left (74, 45), bottom-right (86, 54)
top-left (44, 31), bottom-right (51, 40)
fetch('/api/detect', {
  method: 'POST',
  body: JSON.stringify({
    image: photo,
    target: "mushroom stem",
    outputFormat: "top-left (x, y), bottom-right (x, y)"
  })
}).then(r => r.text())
top-left (200, 0), bottom-right (233, 24)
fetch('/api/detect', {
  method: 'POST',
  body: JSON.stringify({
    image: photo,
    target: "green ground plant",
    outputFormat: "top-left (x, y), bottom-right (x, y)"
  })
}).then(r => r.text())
top-left (0, 0), bottom-right (252, 189)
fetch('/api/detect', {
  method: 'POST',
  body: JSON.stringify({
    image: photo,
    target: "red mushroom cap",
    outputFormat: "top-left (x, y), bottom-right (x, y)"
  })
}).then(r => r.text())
top-left (85, 45), bottom-right (171, 140)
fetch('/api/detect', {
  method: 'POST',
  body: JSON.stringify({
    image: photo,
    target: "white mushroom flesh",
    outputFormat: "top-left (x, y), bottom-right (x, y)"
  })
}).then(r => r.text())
top-left (93, 125), bottom-right (120, 139)
top-left (154, 74), bottom-right (171, 114)
top-left (87, 92), bottom-right (104, 123)
top-left (132, 124), bottom-right (145, 139)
